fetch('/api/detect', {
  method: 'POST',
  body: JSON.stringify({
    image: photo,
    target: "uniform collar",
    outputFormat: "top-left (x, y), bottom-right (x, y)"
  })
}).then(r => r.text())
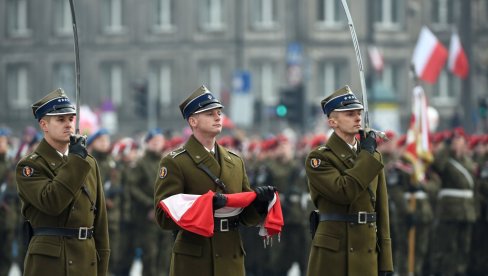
top-left (35, 139), bottom-right (67, 169)
top-left (326, 132), bottom-right (357, 166)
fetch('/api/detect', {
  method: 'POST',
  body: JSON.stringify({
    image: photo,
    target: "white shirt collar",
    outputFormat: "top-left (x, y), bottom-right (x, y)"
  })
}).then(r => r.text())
top-left (56, 149), bottom-right (69, 157)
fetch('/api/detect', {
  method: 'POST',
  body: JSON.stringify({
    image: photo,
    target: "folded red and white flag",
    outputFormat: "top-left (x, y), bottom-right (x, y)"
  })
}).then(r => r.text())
top-left (448, 31), bottom-right (469, 79)
top-left (158, 190), bottom-right (283, 238)
top-left (411, 26), bottom-right (448, 84)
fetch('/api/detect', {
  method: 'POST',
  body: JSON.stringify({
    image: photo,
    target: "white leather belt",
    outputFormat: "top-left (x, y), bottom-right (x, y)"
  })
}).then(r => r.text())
top-left (404, 191), bottom-right (428, 200)
top-left (437, 189), bottom-right (473, 199)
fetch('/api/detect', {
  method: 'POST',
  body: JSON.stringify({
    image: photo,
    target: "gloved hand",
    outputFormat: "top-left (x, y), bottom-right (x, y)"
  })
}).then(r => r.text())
top-left (405, 212), bottom-right (417, 229)
top-left (359, 129), bottom-right (377, 154)
top-left (69, 134), bottom-right (88, 159)
top-left (212, 193), bottom-right (227, 210)
top-left (254, 186), bottom-right (276, 202)
top-left (378, 271), bottom-right (393, 276)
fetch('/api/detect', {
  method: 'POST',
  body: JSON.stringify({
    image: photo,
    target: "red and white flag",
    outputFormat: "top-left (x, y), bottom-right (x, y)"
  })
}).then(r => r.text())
top-left (368, 46), bottom-right (384, 72)
top-left (448, 31), bottom-right (469, 79)
top-left (158, 190), bottom-right (283, 238)
top-left (404, 86), bottom-right (433, 183)
top-left (411, 27), bottom-right (448, 84)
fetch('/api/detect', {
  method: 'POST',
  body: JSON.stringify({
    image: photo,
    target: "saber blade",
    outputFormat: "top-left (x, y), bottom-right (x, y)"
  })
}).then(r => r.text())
top-left (340, 0), bottom-right (369, 129)
top-left (69, 0), bottom-right (81, 134)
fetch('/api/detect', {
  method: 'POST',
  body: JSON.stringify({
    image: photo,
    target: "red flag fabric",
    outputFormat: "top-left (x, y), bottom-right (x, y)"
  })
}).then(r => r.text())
top-left (448, 31), bottom-right (469, 79)
top-left (411, 27), bottom-right (448, 84)
top-left (159, 190), bottom-right (284, 238)
top-left (404, 86), bottom-right (433, 182)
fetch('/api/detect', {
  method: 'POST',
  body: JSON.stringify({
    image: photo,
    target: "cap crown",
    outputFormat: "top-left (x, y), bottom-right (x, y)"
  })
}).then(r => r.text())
top-left (31, 88), bottom-right (76, 120)
top-left (320, 85), bottom-right (363, 117)
top-left (179, 85), bottom-right (223, 119)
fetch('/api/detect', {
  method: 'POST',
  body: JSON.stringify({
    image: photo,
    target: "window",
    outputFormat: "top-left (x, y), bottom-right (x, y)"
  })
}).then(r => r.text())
top-left (102, 0), bottom-right (124, 33)
top-left (199, 61), bottom-right (223, 99)
top-left (432, 70), bottom-right (459, 105)
top-left (199, 0), bottom-right (224, 31)
top-left (149, 62), bottom-right (172, 106)
top-left (317, 61), bottom-right (348, 101)
top-left (152, 0), bottom-right (174, 32)
top-left (101, 63), bottom-right (123, 105)
top-left (6, 0), bottom-right (31, 37)
top-left (252, 62), bottom-right (277, 105)
top-left (53, 0), bottom-right (72, 35)
top-left (316, 0), bottom-right (345, 28)
top-left (250, 0), bottom-right (278, 30)
top-left (7, 64), bottom-right (29, 109)
top-left (373, 0), bottom-right (404, 30)
top-left (374, 63), bottom-right (403, 101)
top-left (53, 63), bottom-right (75, 96)
top-left (431, 0), bottom-right (454, 26)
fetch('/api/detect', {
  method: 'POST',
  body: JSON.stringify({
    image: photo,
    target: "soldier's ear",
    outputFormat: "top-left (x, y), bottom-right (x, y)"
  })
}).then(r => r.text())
top-left (39, 118), bottom-right (49, 132)
top-left (188, 116), bottom-right (198, 128)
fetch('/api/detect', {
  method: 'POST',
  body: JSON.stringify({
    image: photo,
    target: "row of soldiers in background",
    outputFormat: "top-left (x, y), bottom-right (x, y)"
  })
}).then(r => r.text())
top-left (0, 124), bottom-right (487, 276)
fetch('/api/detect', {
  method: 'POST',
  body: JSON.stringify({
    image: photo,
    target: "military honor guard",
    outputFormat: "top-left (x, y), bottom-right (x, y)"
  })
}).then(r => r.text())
top-left (15, 88), bottom-right (110, 276)
top-left (154, 85), bottom-right (276, 276)
top-left (305, 86), bottom-right (393, 276)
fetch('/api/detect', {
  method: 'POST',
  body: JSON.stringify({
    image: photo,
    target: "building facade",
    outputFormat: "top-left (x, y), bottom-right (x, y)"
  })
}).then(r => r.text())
top-left (1, 0), bottom-right (487, 136)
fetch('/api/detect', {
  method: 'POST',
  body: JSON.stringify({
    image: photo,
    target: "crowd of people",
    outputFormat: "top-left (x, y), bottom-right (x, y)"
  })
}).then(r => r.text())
top-left (1, 105), bottom-right (488, 275)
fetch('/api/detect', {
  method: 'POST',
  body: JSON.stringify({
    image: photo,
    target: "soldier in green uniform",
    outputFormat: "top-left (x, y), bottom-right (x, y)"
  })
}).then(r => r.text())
top-left (87, 128), bottom-right (123, 275)
top-left (305, 86), bottom-right (393, 276)
top-left (15, 88), bottom-right (110, 276)
top-left (430, 128), bottom-right (476, 276)
top-left (154, 85), bottom-right (276, 276)
top-left (0, 128), bottom-right (20, 275)
top-left (128, 128), bottom-right (170, 276)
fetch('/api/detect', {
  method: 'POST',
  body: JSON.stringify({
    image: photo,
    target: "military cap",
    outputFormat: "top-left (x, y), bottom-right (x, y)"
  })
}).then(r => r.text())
top-left (145, 127), bottom-right (163, 143)
top-left (179, 85), bottom-right (223, 119)
top-left (0, 128), bottom-right (11, 137)
top-left (321, 85), bottom-right (363, 117)
top-left (87, 128), bottom-right (110, 146)
top-left (31, 88), bottom-right (76, 120)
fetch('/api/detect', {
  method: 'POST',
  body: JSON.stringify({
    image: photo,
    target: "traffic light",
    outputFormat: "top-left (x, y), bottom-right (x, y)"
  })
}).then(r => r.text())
top-left (276, 84), bottom-right (305, 125)
top-left (132, 80), bottom-right (148, 118)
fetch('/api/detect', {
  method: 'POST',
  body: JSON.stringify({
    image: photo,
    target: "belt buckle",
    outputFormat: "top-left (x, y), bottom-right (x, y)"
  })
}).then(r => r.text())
top-left (220, 219), bottom-right (229, 232)
top-left (78, 227), bottom-right (88, 240)
top-left (358, 212), bottom-right (367, 224)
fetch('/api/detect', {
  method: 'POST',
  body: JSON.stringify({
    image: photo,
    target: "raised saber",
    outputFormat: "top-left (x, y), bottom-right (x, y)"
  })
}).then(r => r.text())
top-left (340, 0), bottom-right (387, 139)
top-left (69, 0), bottom-right (81, 135)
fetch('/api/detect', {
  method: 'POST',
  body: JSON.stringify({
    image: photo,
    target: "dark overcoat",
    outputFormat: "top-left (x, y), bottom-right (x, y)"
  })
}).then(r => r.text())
top-left (154, 135), bottom-right (261, 276)
top-left (305, 132), bottom-right (393, 276)
top-left (16, 139), bottom-right (110, 276)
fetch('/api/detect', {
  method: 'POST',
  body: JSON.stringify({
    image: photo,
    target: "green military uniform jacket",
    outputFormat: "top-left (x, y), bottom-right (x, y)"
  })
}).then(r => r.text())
top-left (154, 135), bottom-right (261, 276)
top-left (16, 139), bottom-right (110, 276)
top-left (432, 146), bottom-right (476, 222)
top-left (305, 133), bottom-right (393, 276)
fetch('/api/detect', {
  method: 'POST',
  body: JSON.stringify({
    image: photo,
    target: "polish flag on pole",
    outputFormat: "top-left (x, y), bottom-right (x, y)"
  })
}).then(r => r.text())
top-left (448, 31), bottom-right (469, 79)
top-left (404, 86), bottom-right (433, 183)
top-left (368, 46), bottom-right (384, 72)
top-left (411, 27), bottom-right (448, 84)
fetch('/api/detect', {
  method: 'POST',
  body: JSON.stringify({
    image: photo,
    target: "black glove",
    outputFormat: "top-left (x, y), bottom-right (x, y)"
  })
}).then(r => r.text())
top-left (359, 129), bottom-right (377, 154)
top-left (69, 134), bottom-right (88, 159)
top-left (379, 271), bottom-right (393, 276)
top-left (254, 186), bottom-right (276, 202)
top-left (405, 212), bottom-right (417, 229)
top-left (212, 193), bottom-right (227, 210)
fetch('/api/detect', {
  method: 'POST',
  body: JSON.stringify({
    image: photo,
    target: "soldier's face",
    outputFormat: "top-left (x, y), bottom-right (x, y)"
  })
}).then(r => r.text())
top-left (328, 110), bottom-right (362, 137)
top-left (40, 114), bottom-right (75, 144)
top-left (92, 135), bottom-right (111, 153)
top-left (0, 136), bottom-right (8, 154)
top-left (190, 108), bottom-right (223, 136)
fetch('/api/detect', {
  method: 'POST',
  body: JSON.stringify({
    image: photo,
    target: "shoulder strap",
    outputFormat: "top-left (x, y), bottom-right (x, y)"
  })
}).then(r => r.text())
top-left (197, 163), bottom-right (227, 193)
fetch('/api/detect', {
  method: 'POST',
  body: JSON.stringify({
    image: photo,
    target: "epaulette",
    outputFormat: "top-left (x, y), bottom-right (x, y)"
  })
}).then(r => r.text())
top-left (317, 146), bottom-right (329, 151)
top-left (169, 147), bottom-right (186, 158)
top-left (227, 149), bottom-right (240, 157)
top-left (27, 153), bottom-right (39, 160)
